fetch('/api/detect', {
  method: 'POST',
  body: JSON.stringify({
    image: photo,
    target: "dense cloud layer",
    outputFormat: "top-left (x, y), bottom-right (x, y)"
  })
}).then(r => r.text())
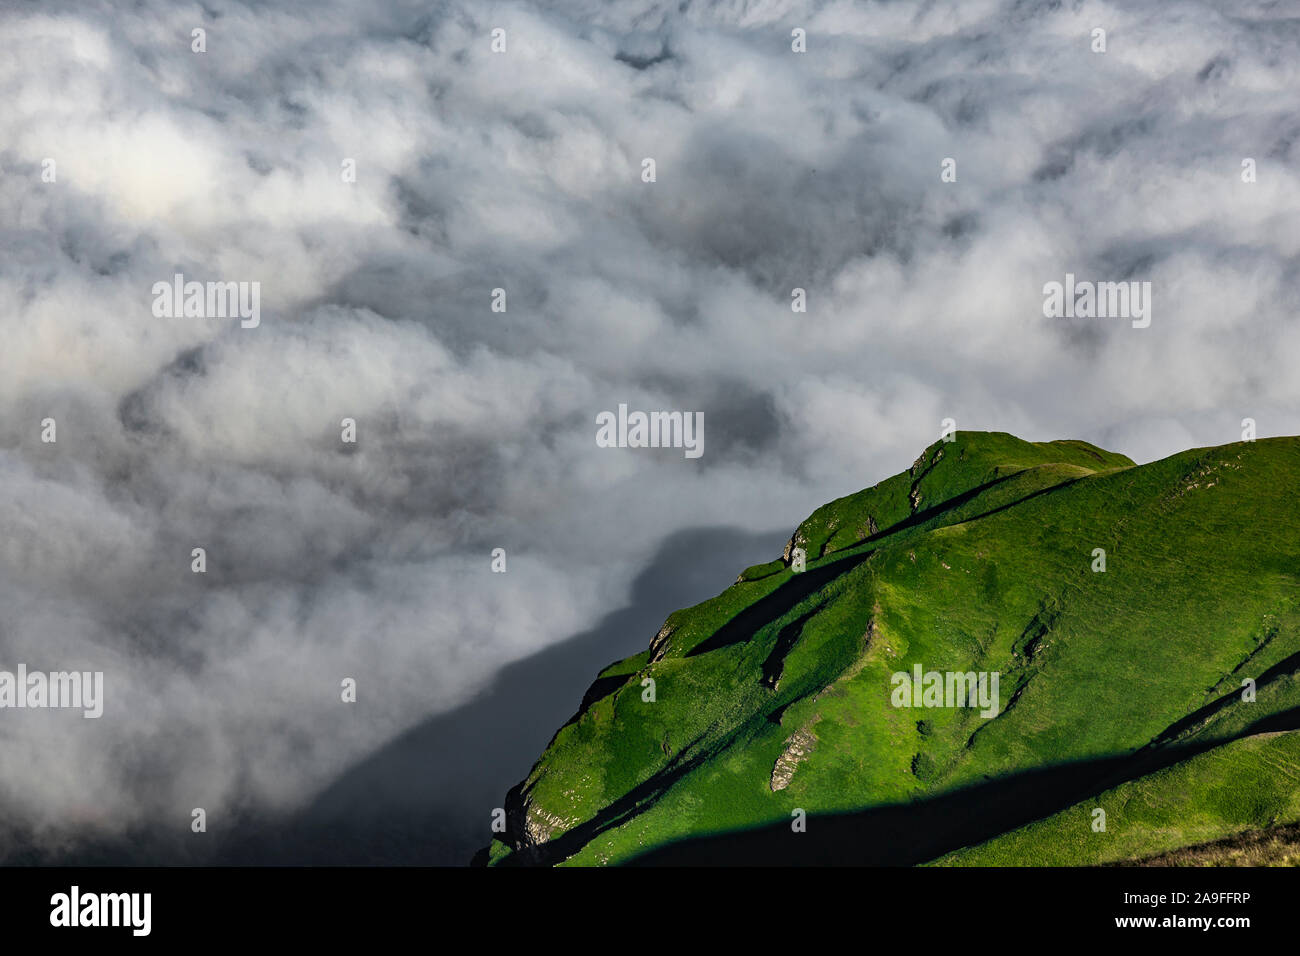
top-left (1, 0), bottom-right (1297, 857)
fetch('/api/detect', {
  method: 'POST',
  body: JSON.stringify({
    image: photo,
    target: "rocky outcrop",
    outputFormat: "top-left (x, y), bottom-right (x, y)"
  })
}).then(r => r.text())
top-left (782, 528), bottom-right (808, 565)
top-left (522, 804), bottom-right (572, 847)
top-left (770, 727), bottom-right (818, 791)
top-left (648, 623), bottom-right (676, 663)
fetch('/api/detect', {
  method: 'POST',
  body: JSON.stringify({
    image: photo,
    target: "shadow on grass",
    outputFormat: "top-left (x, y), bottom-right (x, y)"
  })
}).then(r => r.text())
top-left (687, 551), bottom-right (872, 657)
top-left (504, 706), bottom-right (1300, 867)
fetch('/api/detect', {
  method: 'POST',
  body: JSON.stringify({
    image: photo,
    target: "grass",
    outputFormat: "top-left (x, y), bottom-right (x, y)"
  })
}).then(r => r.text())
top-left (486, 432), bottom-right (1300, 866)
top-left (931, 731), bottom-right (1300, 866)
top-left (1120, 820), bottom-right (1300, 867)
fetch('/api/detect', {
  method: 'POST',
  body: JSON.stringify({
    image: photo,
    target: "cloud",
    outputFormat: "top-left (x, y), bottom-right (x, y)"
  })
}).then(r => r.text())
top-left (0, 0), bottom-right (1297, 856)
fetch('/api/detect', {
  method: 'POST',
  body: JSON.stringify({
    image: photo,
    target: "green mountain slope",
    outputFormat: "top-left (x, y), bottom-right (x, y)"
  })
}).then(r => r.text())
top-left (932, 729), bottom-right (1300, 866)
top-left (484, 431), bottom-right (1300, 866)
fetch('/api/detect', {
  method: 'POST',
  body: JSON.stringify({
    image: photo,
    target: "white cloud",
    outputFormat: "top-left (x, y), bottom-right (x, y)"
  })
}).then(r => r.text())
top-left (0, 0), bottom-right (1297, 856)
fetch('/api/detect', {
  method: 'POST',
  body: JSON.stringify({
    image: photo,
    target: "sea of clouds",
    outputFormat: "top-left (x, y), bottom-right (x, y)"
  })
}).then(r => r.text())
top-left (1, 0), bottom-right (1297, 858)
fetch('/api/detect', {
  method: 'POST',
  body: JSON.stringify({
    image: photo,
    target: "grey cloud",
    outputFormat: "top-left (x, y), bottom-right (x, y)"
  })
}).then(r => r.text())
top-left (1, 0), bottom-right (1298, 859)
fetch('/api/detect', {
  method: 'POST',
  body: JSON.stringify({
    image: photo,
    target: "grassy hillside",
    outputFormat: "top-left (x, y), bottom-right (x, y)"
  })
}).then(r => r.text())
top-left (932, 730), bottom-right (1300, 866)
top-left (1117, 819), bottom-right (1300, 867)
top-left (483, 431), bottom-right (1300, 866)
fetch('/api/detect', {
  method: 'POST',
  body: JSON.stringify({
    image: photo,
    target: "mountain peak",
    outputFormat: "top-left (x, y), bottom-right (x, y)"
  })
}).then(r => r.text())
top-left (485, 434), bottom-right (1300, 867)
top-left (784, 431), bottom-right (1134, 565)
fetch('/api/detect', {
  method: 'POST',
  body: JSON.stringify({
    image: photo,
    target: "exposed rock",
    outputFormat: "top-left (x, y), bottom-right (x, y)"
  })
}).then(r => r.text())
top-left (782, 528), bottom-right (808, 565)
top-left (648, 623), bottom-right (676, 663)
top-left (523, 804), bottom-right (573, 847)
top-left (770, 727), bottom-right (818, 791)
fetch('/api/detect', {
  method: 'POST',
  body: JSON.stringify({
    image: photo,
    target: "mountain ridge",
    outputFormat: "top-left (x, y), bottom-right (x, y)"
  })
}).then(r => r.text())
top-left (482, 431), bottom-right (1300, 866)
